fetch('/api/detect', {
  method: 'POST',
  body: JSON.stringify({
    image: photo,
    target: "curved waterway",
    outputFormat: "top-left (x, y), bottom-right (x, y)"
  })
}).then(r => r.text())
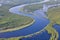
top-left (0, 0), bottom-right (50, 38)
top-left (0, 5), bottom-right (49, 38)
top-left (0, 0), bottom-right (60, 40)
top-left (1, 0), bottom-right (60, 40)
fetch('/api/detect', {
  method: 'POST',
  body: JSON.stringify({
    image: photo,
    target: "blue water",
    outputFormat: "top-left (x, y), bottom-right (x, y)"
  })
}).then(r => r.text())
top-left (0, 6), bottom-right (50, 39)
top-left (0, 0), bottom-right (60, 40)
top-left (54, 24), bottom-right (60, 40)
top-left (1, 0), bottom-right (60, 40)
top-left (0, 14), bottom-right (49, 38)
top-left (0, 0), bottom-right (51, 39)
top-left (22, 31), bottom-right (50, 40)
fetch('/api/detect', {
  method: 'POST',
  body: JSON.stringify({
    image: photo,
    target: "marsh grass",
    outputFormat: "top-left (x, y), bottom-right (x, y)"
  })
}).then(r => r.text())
top-left (45, 6), bottom-right (60, 40)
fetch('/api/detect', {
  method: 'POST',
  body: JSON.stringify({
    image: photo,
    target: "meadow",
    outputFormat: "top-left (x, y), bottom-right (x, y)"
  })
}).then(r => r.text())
top-left (45, 5), bottom-right (60, 40)
top-left (21, 3), bottom-right (43, 13)
top-left (0, 0), bottom-right (60, 40)
top-left (0, 4), bottom-right (34, 32)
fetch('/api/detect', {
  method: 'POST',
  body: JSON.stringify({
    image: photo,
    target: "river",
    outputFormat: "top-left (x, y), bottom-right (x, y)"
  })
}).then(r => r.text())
top-left (0, 0), bottom-right (60, 40)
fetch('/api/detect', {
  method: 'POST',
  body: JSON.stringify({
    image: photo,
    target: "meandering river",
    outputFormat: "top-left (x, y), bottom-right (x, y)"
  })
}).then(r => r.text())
top-left (0, 0), bottom-right (49, 38)
top-left (0, 0), bottom-right (60, 40)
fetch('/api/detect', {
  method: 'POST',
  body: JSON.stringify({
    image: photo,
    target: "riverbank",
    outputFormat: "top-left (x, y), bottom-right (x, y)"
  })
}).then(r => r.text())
top-left (19, 0), bottom-right (60, 14)
top-left (0, 28), bottom-right (45, 40)
top-left (0, 18), bottom-right (35, 33)
top-left (47, 5), bottom-right (60, 25)
top-left (0, 0), bottom-right (50, 40)
top-left (19, 0), bottom-right (50, 13)
top-left (0, 4), bottom-right (35, 33)
top-left (1, 0), bottom-right (60, 40)
top-left (19, 3), bottom-right (43, 13)
top-left (45, 4), bottom-right (60, 40)
top-left (3, 1), bottom-right (50, 40)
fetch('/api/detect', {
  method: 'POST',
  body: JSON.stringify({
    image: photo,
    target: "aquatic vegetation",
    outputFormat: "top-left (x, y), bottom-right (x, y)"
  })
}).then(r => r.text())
top-left (6, 3), bottom-right (60, 40)
top-left (19, 1), bottom-right (60, 40)
top-left (45, 22), bottom-right (59, 40)
top-left (45, 6), bottom-right (60, 40)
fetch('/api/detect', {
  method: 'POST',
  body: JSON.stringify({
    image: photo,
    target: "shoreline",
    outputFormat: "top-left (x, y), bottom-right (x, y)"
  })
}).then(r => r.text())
top-left (0, 0), bottom-right (51, 39)
top-left (0, 0), bottom-right (50, 39)
top-left (0, 19), bottom-right (35, 33)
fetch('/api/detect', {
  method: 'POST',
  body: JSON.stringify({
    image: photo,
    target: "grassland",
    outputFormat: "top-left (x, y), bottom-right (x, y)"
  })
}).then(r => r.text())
top-left (45, 6), bottom-right (60, 40)
top-left (19, 3), bottom-right (43, 13)
top-left (45, 22), bottom-right (59, 40)
top-left (19, 0), bottom-right (60, 13)
top-left (14, 1), bottom-right (60, 40)
top-left (0, 38), bottom-right (20, 40)
top-left (0, 0), bottom-right (44, 40)
top-left (1, 0), bottom-right (60, 40)
top-left (0, 4), bottom-right (44, 39)
top-left (47, 6), bottom-right (60, 25)
top-left (0, 4), bottom-right (34, 32)
top-left (19, 1), bottom-right (60, 40)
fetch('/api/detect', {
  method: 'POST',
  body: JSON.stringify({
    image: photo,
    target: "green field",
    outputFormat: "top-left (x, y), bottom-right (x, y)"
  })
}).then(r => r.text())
top-left (0, 4), bottom-right (34, 32)
top-left (20, 3), bottom-right (43, 13)
top-left (19, 0), bottom-right (60, 13)
top-left (19, 1), bottom-right (60, 40)
top-left (0, 0), bottom-right (60, 40)
top-left (47, 6), bottom-right (60, 25)
top-left (45, 6), bottom-right (60, 40)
